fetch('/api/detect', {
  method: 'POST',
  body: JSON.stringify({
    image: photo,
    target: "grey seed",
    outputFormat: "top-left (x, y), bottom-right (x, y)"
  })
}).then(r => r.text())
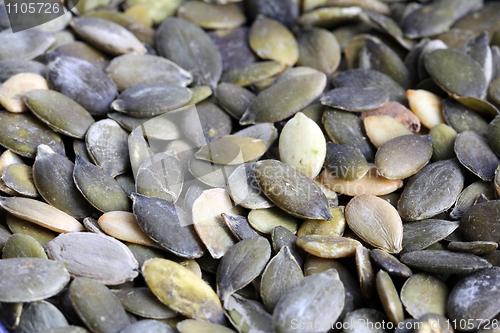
top-left (73, 155), bottom-right (130, 213)
top-left (273, 269), bottom-right (344, 333)
top-left (70, 17), bottom-right (146, 56)
top-left (113, 288), bottom-right (177, 320)
top-left (402, 219), bottom-right (459, 254)
top-left (70, 277), bottom-right (130, 333)
top-left (156, 17), bottom-right (222, 89)
top-left (0, 59), bottom-right (46, 83)
top-left (244, 0), bottom-right (298, 29)
top-left (397, 159), bottom-right (464, 221)
top-left (121, 320), bottom-right (174, 333)
top-left (376, 270), bottom-right (404, 325)
top-left (181, 103), bottom-right (232, 147)
top-left (215, 83), bottom-right (256, 120)
top-left (46, 41), bottom-right (111, 70)
top-left (106, 54), bottom-right (192, 91)
top-left (16, 301), bottom-right (68, 333)
top-left (208, 27), bottom-right (257, 72)
top-left (82, 217), bottom-right (105, 235)
top-left (450, 180), bottom-right (495, 220)
top-left (132, 194), bottom-right (205, 259)
top-left (461, 32), bottom-right (493, 84)
top-left (0, 111), bottom-right (65, 159)
top-left (356, 246), bottom-right (376, 304)
top-left (462, 200), bottom-right (500, 243)
top-left (442, 98), bottom-right (488, 135)
top-left (448, 241), bottom-right (498, 256)
top-left (400, 250), bottom-right (492, 275)
top-left (486, 114), bottom-right (500, 156)
top-left (0, 29), bottom-right (55, 60)
top-left (111, 83), bottom-right (192, 117)
top-left (447, 268), bottom-right (500, 332)
top-left (455, 131), bottom-right (499, 181)
top-left (370, 249), bottom-right (412, 278)
top-left (0, 258), bottom-right (70, 303)
top-left (322, 87), bottom-right (389, 112)
top-left (343, 308), bottom-right (388, 333)
top-left (224, 294), bottom-right (274, 333)
top-left (272, 226), bottom-right (306, 268)
top-left (227, 163), bottom-right (274, 210)
top-left (297, 27), bottom-right (341, 75)
top-left (47, 232), bottom-right (139, 285)
top-left (47, 56), bottom-right (117, 116)
top-left (86, 119), bottom-right (130, 178)
top-left (221, 213), bottom-right (260, 241)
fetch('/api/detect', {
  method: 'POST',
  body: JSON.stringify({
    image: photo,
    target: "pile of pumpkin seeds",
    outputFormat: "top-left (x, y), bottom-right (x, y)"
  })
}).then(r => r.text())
top-left (3, 0), bottom-right (500, 332)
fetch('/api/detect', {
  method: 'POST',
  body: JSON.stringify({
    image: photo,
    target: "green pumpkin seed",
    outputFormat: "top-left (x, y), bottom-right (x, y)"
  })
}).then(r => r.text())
top-left (33, 145), bottom-right (94, 219)
top-left (227, 163), bottom-right (273, 210)
top-left (272, 269), bottom-right (345, 333)
top-left (2, 164), bottom-right (38, 198)
top-left (25, 90), bottom-right (95, 139)
top-left (297, 235), bottom-right (362, 259)
top-left (132, 194), bottom-right (205, 258)
top-left (181, 103), bottom-right (232, 147)
top-left (217, 236), bottom-right (271, 302)
top-left (0, 29), bottom-right (55, 60)
top-left (195, 136), bottom-right (266, 165)
top-left (85, 119), bottom-right (130, 178)
top-left (370, 249), bottom-right (412, 278)
top-left (178, 2), bottom-right (246, 30)
top-left (221, 61), bottom-right (286, 87)
top-left (400, 250), bottom-right (492, 275)
top-left (70, 17), bottom-right (146, 56)
top-left (121, 320), bottom-right (174, 333)
top-left (322, 87), bottom-right (389, 112)
top-left (462, 200), bottom-right (500, 243)
top-left (272, 226), bottom-right (306, 268)
top-left (397, 159), bottom-right (464, 221)
top-left (106, 54), bottom-right (192, 92)
top-left (215, 83), bottom-right (256, 120)
top-left (73, 155), bottom-right (130, 213)
top-left (112, 83), bottom-right (192, 117)
top-left (142, 258), bottom-right (224, 324)
top-left (70, 277), bottom-right (130, 333)
top-left (224, 294), bottom-right (274, 333)
top-left (324, 143), bottom-right (368, 182)
top-left (0, 149), bottom-right (24, 195)
top-left (323, 109), bottom-right (374, 162)
top-left (402, 219), bottom-right (459, 254)
top-left (209, 27), bottom-right (258, 72)
top-left (253, 160), bottom-right (332, 220)
top-left (448, 241), bottom-right (498, 256)
top-left (429, 124), bottom-right (458, 161)
top-left (188, 157), bottom-right (237, 188)
top-left (345, 195), bottom-right (403, 253)
top-left (113, 288), bottom-right (177, 320)
top-left (16, 300), bottom-right (69, 333)
top-left (126, 243), bottom-right (165, 269)
top-left (366, 10), bottom-right (413, 49)
top-left (6, 214), bottom-right (56, 248)
top-left (298, 6), bottom-right (363, 28)
top-left (447, 268), bottom-right (500, 331)
top-left (376, 270), bottom-right (404, 325)
top-left (401, 274), bottom-right (448, 319)
top-left (0, 196), bottom-right (84, 233)
top-left (177, 319), bottom-right (236, 333)
top-left (73, 140), bottom-right (92, 163)
top-left (0, 111), bottom-right (65, 159)
top-left (136, 152), bottom-right (184, 203)
top-left (234, 123), bottom-right (279, 150)
top-left (356, 246), bottom-right (376, 303)
top-left (240, 72), bottom-right (326, 125)
top-left (156, 17), bottom-right (222, 88)
top-left (46, 41), bottom-right (111, 70)
top-left (249, 15), bottom-right (298, 66)
top-left (375, 135), bottom-right (432, 180)
top-left (260, 246), bottom-right (303, 311)
top-left (297, 27), bottom-right (341, 75)
top-left (221, 213), bottom-right (260, 241)
top-left (0, 257), bottom-right (70, 302)
top-left (455, 131), bottom-right (499, 181)
top-left (450, 180), bottom-right (495, 220)
top-left (47, 56), bottom-right (118, 116)
top-left (47, 232), bottom-right (139, 285)
top-left (83, 217), bottom-right (105, 235)
top-left (298, 206), bottom-right (345, 238)
top-left (2, 233), bottom-right (46, 259)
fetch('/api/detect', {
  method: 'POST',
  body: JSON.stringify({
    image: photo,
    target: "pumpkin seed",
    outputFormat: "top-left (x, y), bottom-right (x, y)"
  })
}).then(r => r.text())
top-left (402, 220), bottom-right (459, 254)
top-left (0, 59), bottom-right (46, 83)
top-left (297, 27), bottom-right (341, 74)
top-left (215, 83), bottom-right (255, 120)
top-left (322, 109), bottom-right (374, 162)
top-left (462, 200), bottom-right (500, 243)
top-left (70, 17), bottom-right (146, 56)
top-left (234, 123), bottom-right (279, 151)
top-left (47, 56), bottom-right (118, 116)
top-left (2, 233), bottom-right (46, 259)
top-left (83, 217), bottom-right (105, 235)
top-left (406, 89), bottom-right (445, 129)
top-left (345, 195), bottom-right (403, 253)
top-left (359, 101), bottom-right (421, 132)
top-left (195, 136), bottom-right (266, 165)
top-left (0, 29), bottom-right (55, 60)
top-left (113, 288), bottom-right (177, 320)
top-left (132, 194), bottom-right (205, 258)
top-left (343, 308), bottom-right (388, 333)
top-left (298, 6), bottom-right (363, 28)
top-left (298, 206), bottom-right (345, 238)
top-left (156, 17), bottom-right (222, 88)
top-left (450, 180), bottom-right (495, 220)
top-left (224, 294), bottom-right (274, 333)
top-left (47, 232), bottom-right (139, 285)
top-left (177, 319), bottom-right (236, 333)
top-left (376, 270), bottom-right (404, 325)
top-left (73, 155), bottom-right (130, 213)
top-left (143, 258), bottom-right (224, 324)
top-left (121, 320), bottom-right (174, 333)
top-left (25, 90), bottom-right (95, 139)
top-left (279, 112), bottom-right (326, 178)
top-left (448, 241), bottom-right (498, 256)
top-left (0, 73), bottom-right (48, 113)
top-left (217, 236), bottom-right (271, 302)
top-left (297, 236), bottom-right (362, 259)
top-left (188, 157), bottom-right (237, 188)
top-left (6, 214), bottom-right (56, 248)
top-left (0, 257), bottom-right (70, 302)
top-left (227, 163), bottom-right (273, 210)
top-left (320, 164), bottom-right (403, 197)
top-left (1, 164), bottom-right (38, 198)
top-left (370, 249), bottom-right (412, 278)
top-left (400, 250), bottom-right (492, 275)
top-left (191, 188), bottom-right (243, 259)
top-left (0, 111), bottom-right (65, 159)
top-left (401, 274), bottom-right (448, 319)
top-left (0, 196), bottom-right (84, 233)
top-left (178, 2), bottom-right (245, 30)
top-left (46, 41), bottom-right (110, 70)
top-left (322, 87), bottom-right (389, 112)
top-left (375, 135), bottom-right (432, 180)
top-left (356, 245), bottom-right (376, 304)
top-left (324, 143), bottom-right (368, 182)
top-left (273, 269), bottom-right (345, 333)
top-left (97, 211), bottom-right (157, 248)
top-left (15, 300), bottom-right (68, 333)
top-left (181, 103), bottom-right (232, 147)
top-left (69, 277), bottom-right (130, 333)
top-left (447, 268), bottom-right (500, 331)
top-left (429, 124), bottom-right (457, 161)
top-left (364, 115), bottom-right (413, 149)
top-left (455, 130), bottom-right (500, 181)
top-left (253, 160), bottom-right (332, 220)
top-left (397, 159), bottom-right (464, 221)
top-left (112, 83), bottom-right (192, 117)
top-left (260, 246), bottom-right (303, 312)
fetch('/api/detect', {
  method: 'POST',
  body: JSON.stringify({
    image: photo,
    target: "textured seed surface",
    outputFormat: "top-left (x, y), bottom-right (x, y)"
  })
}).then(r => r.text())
top-left (15, 300), bottom-right (69, 333)
top-left (2, 233), bottom-right (47, 259)
top-left (407, 90), bottom-right (445, 129)
top-left (0, 73), bottom-right (49, 113)
top-left (455, 131), bottom-right (500, 181)
top-left (227, 163), bottom-right (273, 210)
top-left (195, 136), bottom-right (266, 165)
top-left (47, 232), bottom-right (139, 285)
top-left (297, 235), bottom-right (362, 258)
top-left (376, 270), bottom-right (404, 325)
top-left (143, 258), bottom-right (224, 324)
top-left (1, 164), bottom-right (38, 198)
top-left (400, 250), bottom-right (492, 275)
top-left (402, 220), bottom-right (459, 254)
top-left (401, 274), bottom-right (448, 319)
top-left (113, 288), bottom-right (177, 320)
top-left (345, 195), bottom-right (403, 253)
top-left (0, 257), bottom-right (70, 302)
